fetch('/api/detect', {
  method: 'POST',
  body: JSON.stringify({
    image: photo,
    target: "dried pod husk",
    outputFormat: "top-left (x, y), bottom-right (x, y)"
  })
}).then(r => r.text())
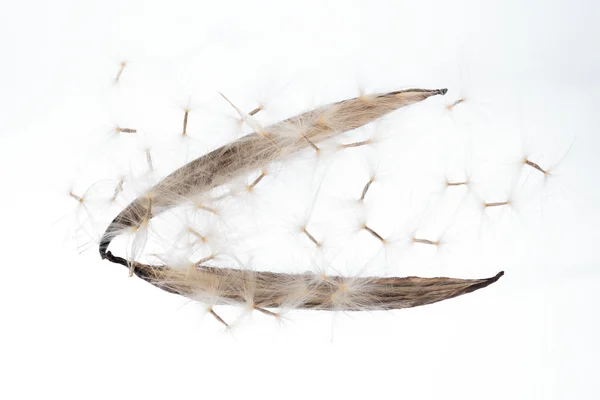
top-left (99, 88), bottom-right (503, 313)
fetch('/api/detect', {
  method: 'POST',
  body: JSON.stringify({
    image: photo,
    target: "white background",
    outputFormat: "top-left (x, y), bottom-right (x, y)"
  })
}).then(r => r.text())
top-left (1, 1), bottom-right (599, 399)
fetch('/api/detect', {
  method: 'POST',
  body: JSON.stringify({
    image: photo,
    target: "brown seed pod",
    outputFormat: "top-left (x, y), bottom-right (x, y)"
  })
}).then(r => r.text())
top-left (98, 87), bottom-right (503, 322)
